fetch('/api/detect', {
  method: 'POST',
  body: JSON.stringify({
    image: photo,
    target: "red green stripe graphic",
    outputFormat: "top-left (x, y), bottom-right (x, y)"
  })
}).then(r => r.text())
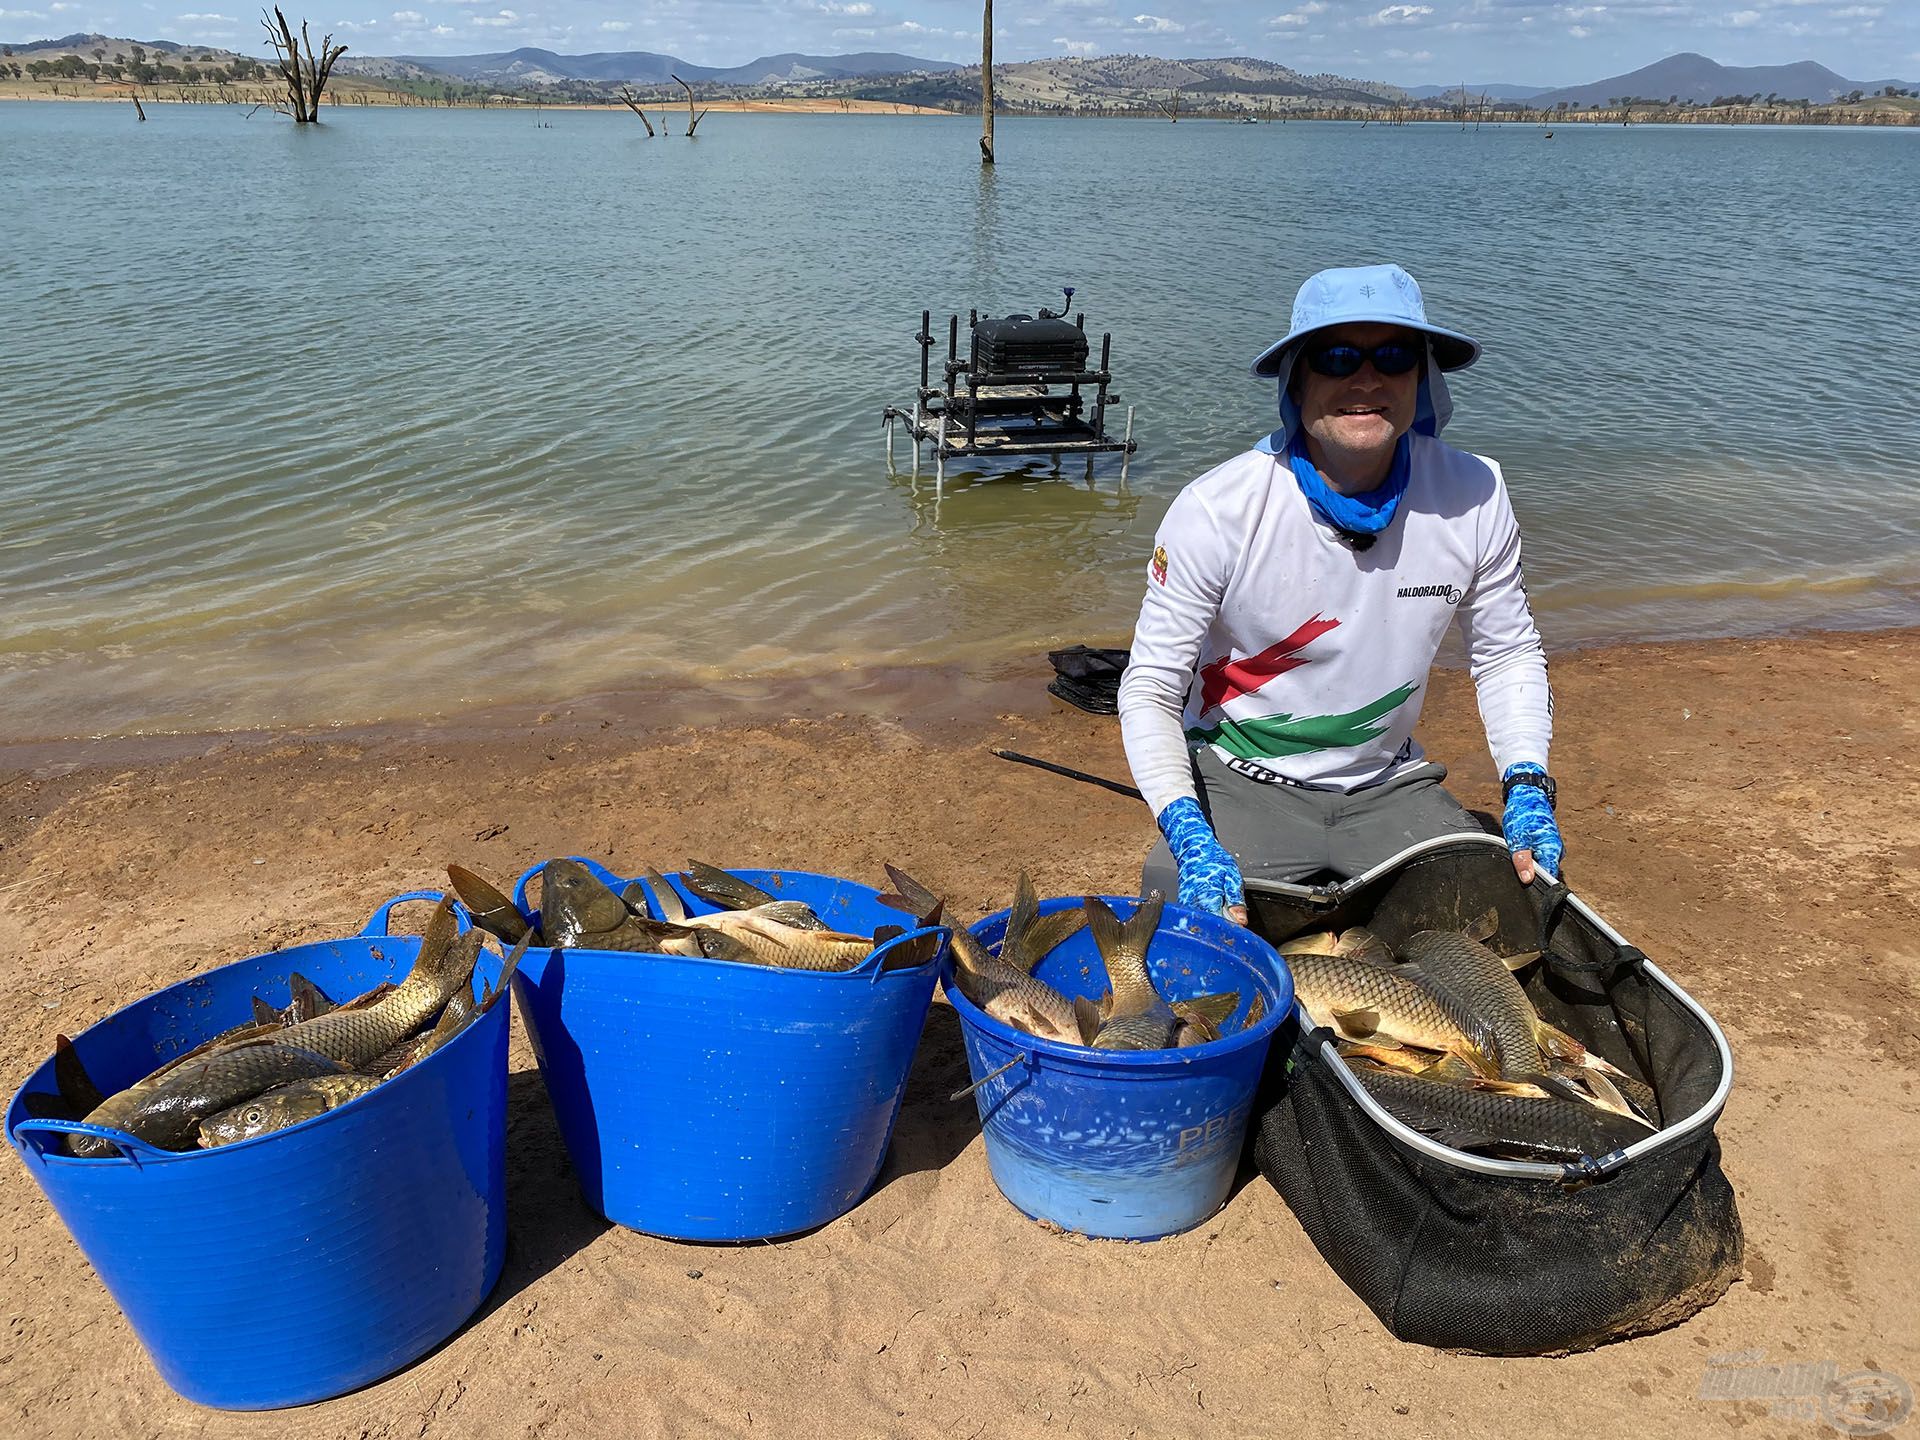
top-left (1188, 682), bottom-right (1419, 759)
top-left (1197, 614), bottom-right (1341, 715)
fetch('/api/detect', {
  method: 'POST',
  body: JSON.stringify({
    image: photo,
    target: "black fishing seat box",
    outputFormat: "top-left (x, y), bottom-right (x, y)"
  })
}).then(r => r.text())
top-left (1246, 834), bottom-right (1743, 1355)
top-left (970, 314), bottom-right (1090, 376)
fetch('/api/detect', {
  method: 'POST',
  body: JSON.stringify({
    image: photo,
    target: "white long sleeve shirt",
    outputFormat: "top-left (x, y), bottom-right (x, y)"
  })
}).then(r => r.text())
top-left (1118, 433), bottom-right (1552, 815)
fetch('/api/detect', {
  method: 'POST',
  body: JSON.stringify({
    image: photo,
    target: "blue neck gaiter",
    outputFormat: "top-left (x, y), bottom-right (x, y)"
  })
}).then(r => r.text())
top-left (1287, 430), bottom-right (1412, 538)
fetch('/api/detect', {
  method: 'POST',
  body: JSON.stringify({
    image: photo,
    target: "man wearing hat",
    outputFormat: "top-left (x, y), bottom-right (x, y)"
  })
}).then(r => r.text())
top-left (1118, 263), bottom-right (1561, 921)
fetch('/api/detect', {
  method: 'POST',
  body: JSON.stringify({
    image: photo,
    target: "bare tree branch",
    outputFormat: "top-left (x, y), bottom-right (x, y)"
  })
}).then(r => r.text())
top-left (260, 7), bottom-right (344, 122)
top-left (616, 84), bottom-right (656, 135)
top-left (670, 73), bottom-right (708, 135)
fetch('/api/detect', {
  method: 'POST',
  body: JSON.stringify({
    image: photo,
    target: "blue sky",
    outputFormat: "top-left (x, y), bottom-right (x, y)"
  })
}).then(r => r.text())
top-left (4, 0), bottom-right (1915, 87)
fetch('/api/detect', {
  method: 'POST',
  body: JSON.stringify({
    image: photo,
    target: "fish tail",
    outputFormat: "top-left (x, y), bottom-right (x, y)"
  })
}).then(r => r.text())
top-left (684, 861), bottom-right (776, 910)
top-left (446, 864), bottom-right (531, 944)
top-left (878, 865), bottom-right (944, 926)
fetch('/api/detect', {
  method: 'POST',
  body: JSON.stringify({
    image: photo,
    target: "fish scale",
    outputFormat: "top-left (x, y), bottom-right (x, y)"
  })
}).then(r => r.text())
top-left (1347, 1061), bottom-right (1651, 1163)
top-left (1287, 950), bottom-right (1499, 1074)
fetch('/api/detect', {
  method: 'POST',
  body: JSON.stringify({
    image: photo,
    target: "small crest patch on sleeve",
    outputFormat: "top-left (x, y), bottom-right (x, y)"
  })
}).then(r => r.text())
top-left (1151, 545), bottom-right (1169, 585)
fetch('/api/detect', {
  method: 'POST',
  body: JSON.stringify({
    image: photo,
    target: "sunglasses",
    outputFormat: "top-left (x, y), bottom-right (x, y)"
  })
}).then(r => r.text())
top-left (1302, 339), bottom-right (1423, 378)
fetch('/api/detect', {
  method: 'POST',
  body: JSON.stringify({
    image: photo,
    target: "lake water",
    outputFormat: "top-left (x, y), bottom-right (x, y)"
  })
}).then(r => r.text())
top-left (2, 101), bottom-right (1916, 739)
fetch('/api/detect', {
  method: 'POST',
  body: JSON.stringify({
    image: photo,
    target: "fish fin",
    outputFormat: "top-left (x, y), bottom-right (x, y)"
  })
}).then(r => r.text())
top-left (1099, 893), bottom-right (1165, 1014)
top-left (684, 861), bottom-right (776, 911)
top-left (1175, 990), bottom-right (1241, 1027)
top-left (873, 924), bottom-right (904, 946)
top-left (880, 929), bottom-right (943, 972)
top-left (22, 1091), bottom-right (75, 1121)
top-left (252, 996), bottom-right (279, 1025)
top-left (754, 900), bottom-right (827, 930)
top-left (447, 863), bottom-right (532, 945)
top-left (1006, 873), bottom-right (1041, 972)
top-left (482, 930), bottom-right (534, 1012)
top-left (1462, 908), bottom-right (1501, 945)
top-left (288, 972), bottom-right (334, 1020)
top-left (1422, 1053), bottom-right (1482, 1081)
top-left (1330, 1007), bottom-right (1385, 1041)
top-left (1244, 992), bottom-right (1267, 1029)
top-left (1499, 949), bottom-right (1543, 972)
top-left (1333, 927), bottom-right (1395, 966)
top-left (1020, 907), bottom-right (1088, 971)
top-left (1534, 1020), bottom-right (1632, 1079)
top-left (413, 897), bottom-right (461, 979)
top-left (878, 865), bottom-right (944, 927)
top-left (1098, 988), bottom-right (1114, 1020)
top-left (1072, 995), bottom-right (1103, 1047)
top-left (53, 1034), bottom-right (105, 1114)
top-left (634, 868), bottom-right (688, 922)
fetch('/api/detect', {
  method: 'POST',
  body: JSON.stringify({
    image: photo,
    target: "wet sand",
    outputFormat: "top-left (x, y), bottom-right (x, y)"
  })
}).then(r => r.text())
top-left (2, 628), bottom-right (1916, 1437)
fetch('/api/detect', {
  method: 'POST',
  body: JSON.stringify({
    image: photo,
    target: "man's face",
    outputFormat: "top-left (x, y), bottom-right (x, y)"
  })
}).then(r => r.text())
top-left (1292, 323), bottom-right (1423, 468)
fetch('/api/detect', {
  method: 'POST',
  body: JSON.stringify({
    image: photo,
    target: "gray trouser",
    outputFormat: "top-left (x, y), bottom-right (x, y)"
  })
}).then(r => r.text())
top-left (1142, 749), bottom-right (1489, 896)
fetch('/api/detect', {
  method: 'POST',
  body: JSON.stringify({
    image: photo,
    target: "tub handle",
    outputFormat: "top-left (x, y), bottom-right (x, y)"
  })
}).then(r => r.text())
top-left (860, 924), bottom-right (952, 983)
top-left (362, 890), bottom-right (472, 938)
top-left (951, 1052), bottom-right (1028, 1102)
top-left (11, 1118), bottom-right (179, 1165)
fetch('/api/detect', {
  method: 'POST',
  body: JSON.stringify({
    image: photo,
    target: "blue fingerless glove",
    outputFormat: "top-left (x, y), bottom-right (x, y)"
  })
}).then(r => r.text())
top-left (1156, 796), bottom-right (1245, 916)
top-left (1501, 763), bottom-right (1563, 878)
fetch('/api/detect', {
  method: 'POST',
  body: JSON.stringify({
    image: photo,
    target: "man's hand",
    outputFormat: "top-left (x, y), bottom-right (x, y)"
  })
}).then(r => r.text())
top-left (1501, 763), bottom-right (1562, 884)
top-left (1156, 797), bottom-right (1248, 925)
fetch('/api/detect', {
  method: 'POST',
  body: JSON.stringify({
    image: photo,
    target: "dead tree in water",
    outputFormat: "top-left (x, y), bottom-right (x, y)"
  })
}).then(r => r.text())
top-left (1153, 89), bottom-right (1181, 122)
top-left (979, 0), bottom-right (994, 163)
top-left (130, 91), bottom-right (147, 120)
top-left (260, 6), bottom-right (345, 122)
top-left (669, 73), bottom-right (708, 135)
top-left (617, 84), bottom-right (656, 135)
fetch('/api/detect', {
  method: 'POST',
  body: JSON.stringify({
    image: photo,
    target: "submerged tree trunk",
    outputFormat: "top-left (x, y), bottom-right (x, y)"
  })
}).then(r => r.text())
top-left (616, 84), bottom-right (656, 135)
top-left (670, 73), bottom-right (708, 136)
top-left (979, 0), bottom-right (994, 164)
top-left (261, 6), bottom-right (344, 123)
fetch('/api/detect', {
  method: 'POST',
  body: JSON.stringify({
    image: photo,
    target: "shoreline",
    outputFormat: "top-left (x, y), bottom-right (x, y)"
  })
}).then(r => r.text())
top-left (3, 86), bottom-right (1914, 126)
top-left (2, 621), bottom-right (1915, 1436)
top-left (3, 618), bottom-right (1916, 761)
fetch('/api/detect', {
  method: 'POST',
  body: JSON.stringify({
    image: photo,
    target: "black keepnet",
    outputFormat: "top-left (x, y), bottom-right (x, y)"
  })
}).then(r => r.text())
top-left (1248, 840), bottom-right (1744, 1354)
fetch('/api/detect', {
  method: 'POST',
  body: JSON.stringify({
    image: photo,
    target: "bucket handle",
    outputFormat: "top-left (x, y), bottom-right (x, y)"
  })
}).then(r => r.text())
top-left (858, 924), bottom-right (952, 983)
top-left (11, 1117), bottom-right (179, 1166)
top-left (362, 890), bottom-right (472, 938)
top-left (950, 1051), bottom-right (1028, 1102)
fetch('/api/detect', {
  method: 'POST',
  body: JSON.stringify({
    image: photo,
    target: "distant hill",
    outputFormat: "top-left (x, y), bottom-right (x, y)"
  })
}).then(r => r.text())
top-left (379, 47), bottom-right (962, 88)
top-left (1527, 52), bottom-right (1915, 107)
top-left (1405, 83), bottom-right (1546, 102)
top-left (836, 54), bottom-right (1408, 112)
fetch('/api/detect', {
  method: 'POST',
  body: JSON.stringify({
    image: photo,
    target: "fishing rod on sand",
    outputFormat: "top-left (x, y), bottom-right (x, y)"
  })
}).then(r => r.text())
top-left (988, 748), bottom-right (1143, 802)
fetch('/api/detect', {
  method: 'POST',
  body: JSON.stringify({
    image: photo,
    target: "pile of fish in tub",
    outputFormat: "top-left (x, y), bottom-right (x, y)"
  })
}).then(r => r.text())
top-left (23, 898), bottom-right (522, 1154)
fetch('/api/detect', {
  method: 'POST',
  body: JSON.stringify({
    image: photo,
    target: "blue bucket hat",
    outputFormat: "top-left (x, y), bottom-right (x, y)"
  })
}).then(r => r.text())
top-left (1250, 263), bottom-right (1481, 379)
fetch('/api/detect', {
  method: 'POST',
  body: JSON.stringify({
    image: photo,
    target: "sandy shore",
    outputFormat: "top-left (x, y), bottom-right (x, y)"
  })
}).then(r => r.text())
top-left (2, 628), bottom-right (1916, 1437)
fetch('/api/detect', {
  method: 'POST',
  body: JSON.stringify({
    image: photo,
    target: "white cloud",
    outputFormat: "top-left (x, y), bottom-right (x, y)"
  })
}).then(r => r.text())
top-left (1384, 45), bottom-right (1431, 57)
top-left (814, 0), bottom-right (874, 12)
top-left (1828, 4), bottom-right (1879, 15)
top-left (49, 1), bottom-right (78, 10)
top-left (0, 6), bottom-right (47, 16)
top-left (1129, 12), bottom-right (1184, 31)
top-left (1568, 23), bottom-right (1590, 34)
top-left (1268, 11), bottom-right (1308, 22)
top-left (430, 21), bottom-right (454, 31)
top-left (334, 18), bottom-right (380, 29)
top-left (391, 7), bottom-right (422, 18)
top-left (1723, 7), bottom-right (1759, 21)
top-left (176, 9), bottom-right (236, 18)
top-left (1367, 3), bottom-right (1432, 23)
top-left (599, 17), bottom-right (628, 26)
top-left (469, 6), bottom-right (517, 21)
top-left (1053, 34), bottom-right (1096, 49)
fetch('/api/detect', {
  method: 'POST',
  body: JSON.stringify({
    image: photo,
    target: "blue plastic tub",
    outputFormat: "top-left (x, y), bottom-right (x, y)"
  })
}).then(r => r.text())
top-left (948, 895), bottom-right (1291, 1240)
top-left (4, 893), bottom-right (508, 1411)
top-left (505, 858), bottom-right (948, 1242)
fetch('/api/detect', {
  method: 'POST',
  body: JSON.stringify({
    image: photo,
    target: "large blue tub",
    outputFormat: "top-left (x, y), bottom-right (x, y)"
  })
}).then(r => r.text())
top-left (5, 893), bottom-right (509, 1411)
top-left (949, 895), bottom-right (1291, 1240)
top-left (506, 858), bottom-right (948, 1242)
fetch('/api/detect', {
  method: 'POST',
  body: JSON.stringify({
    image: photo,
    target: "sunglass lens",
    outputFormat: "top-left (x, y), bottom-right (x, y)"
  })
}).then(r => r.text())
top-left (1308, 345), bottom-right (1364, 378)
top-left (1373, 342), bottom-right (1420, 375)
